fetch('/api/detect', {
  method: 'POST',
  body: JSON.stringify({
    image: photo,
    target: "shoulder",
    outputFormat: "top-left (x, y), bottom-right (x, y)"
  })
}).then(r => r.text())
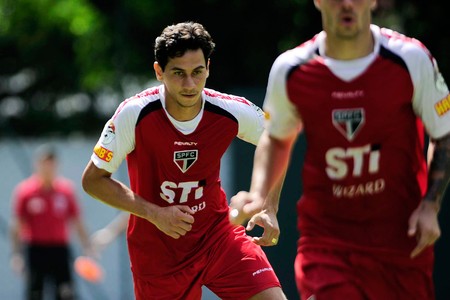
top-left (54, 177), bottom-right (76, 192)
top-left (203, 88), bottom-right (252, 106)
top-left (377, 26), bottom-right (433, 66)
top-left (203, 88), bottom-right (262, 115)
top-left (203, 88), bottom-right (264, 121)
top-left (14, 177), bottom-right (36, 197)
top-left (271, 33), bottom-right (321, 76)
top-left (113, 85), bottom-right (163, 119)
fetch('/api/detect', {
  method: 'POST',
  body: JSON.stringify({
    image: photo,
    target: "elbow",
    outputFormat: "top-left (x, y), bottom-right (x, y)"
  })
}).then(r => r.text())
top-left (81, 161), bottom-right (112, 198)
top-left (81, 171), bottom-right (92, 195)
top-left (81, 163), bottom-right (97, 195)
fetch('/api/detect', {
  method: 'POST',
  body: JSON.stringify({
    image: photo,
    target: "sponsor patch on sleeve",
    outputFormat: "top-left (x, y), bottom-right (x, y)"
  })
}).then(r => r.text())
top-left (94, 144), bottom-right (114, 162)
top-left (435, 94), bottom-right (450, 117)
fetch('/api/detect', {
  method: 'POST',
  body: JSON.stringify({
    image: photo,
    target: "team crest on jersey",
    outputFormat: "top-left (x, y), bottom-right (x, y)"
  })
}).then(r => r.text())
top-left (174, 150), bottom-right (198, 173)
top-left (332, 108), bottom-right (365, 141)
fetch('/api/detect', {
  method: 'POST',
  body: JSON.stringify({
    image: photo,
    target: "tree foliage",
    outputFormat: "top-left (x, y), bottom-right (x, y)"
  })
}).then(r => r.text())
top-left (0, 0), bottom-right (447, 137)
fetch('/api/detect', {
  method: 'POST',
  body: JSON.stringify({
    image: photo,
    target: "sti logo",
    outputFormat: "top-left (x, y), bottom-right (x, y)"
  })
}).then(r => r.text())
top-left (174, 150), bottom-right (198, 173)
top-left (332, 108), bottom-right (365, 141)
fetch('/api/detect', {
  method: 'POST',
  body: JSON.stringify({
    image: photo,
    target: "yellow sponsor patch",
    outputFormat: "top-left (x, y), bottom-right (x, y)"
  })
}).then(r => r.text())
top-left (94, 144), bottom-right (114, 162)
top-left (435, 94), bottom-right (450, 117)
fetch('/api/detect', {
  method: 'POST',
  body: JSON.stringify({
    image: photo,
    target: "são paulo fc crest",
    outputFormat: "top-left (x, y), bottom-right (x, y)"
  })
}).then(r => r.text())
top-left (332, 108), bottom-right (365, 141)
top-left (174, 150), bottom-right (198, 173)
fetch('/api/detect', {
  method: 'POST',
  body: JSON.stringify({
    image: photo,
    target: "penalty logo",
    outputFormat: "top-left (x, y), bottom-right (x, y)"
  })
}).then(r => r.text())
top-left (332, 108), bottom-right (365, 141)
top-left (174, 150), bottom-right (198, 173)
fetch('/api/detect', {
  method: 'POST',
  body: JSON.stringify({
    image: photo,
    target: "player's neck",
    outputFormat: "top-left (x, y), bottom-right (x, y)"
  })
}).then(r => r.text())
top-left (166, 100), bottom-right (202, 122)
top-left (37, 176), bottom-right (54, 190)
top-left (324, 30), bottom-right (374, 60)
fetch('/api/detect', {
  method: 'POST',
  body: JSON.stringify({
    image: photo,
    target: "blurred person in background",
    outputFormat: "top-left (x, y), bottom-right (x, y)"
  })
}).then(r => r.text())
top-left (10, 143), bottom-right (93, 300)
top-left (82, 21), bottom-right (286, 300)
top-left (229, 0), bottom-right (450, 299)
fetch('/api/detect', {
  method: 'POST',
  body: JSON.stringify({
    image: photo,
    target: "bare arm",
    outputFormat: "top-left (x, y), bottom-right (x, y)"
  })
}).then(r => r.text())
top-left (71, 217), bottom-right (93, 256)
top-left (81, 161), bottom-right (195, 239)
top-left (90, 212), bottom-right (129, 253)
top-left (409, 133), bottom-right (450, 257)
top-left (9, 218), bottom-right (25, 274)
top-left (249, 130), bottom-right (297, 205)
top-left (424, 133), bottom-right (450, 209)
top-left (230, 130), bottom-right (297, 246)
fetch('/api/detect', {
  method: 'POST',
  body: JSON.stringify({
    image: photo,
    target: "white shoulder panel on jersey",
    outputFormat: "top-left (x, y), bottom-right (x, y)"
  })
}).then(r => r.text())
top-left (91, 86), bottom-right (162, 173)
top-left (263, 44), bottom-right (310, 140)
top-left (378, 26), bottom-right (450, 139)
top-left (203, 88), bottom-right (265, 145)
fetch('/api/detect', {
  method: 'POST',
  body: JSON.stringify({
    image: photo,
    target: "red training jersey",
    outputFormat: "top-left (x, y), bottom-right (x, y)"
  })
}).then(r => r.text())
top-left (13, 175), bottom-right (80, 245)
top-left (263, 25), bottom-right (450, 256)
top-left (91, 85), bottom-right (265, 278)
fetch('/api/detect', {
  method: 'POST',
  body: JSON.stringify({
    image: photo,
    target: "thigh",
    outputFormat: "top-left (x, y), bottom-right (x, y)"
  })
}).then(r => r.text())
top-left (132, 272), bottom-right (203, 300)
top-left (49, 247), bottom-right (74, 300)
top-left (49, 246), bottom-right (72, 284)
top-left (205, 226), bottom-right (281, 300)
top-left (26, 246), bottom-right (46, 300)
top-left (295, 246), bottom-right (435, 300)
top-left (295, 247), bottom-right (366, 300)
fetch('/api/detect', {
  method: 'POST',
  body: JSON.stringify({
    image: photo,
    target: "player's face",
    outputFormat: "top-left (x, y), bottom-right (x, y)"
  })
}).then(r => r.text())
top-left (315, 0), bottom-right (376, 40)
top-left (154, 49), bottom-right (209, 120)
top-left (36, 157), bottom-right (57, 183)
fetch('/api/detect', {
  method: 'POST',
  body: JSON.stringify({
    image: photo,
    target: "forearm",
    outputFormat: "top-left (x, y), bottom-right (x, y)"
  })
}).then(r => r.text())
top-left (104, 212), bottom-right (129, 238)
top-left (72, 219), bottom-right (91, 253)
top-left (424, 133), bottom-right (450, 211)
top-left (10, 220), bottom-right (22, 254)
top-left (250, 131), bottom-right (296, 212)
top-left (82, 163), bottom-right (159, 222)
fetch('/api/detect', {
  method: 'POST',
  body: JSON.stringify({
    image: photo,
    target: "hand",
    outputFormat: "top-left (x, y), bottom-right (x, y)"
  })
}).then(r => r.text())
top-left (229, 191), bottom-right (263, 226)
top-left (10, 253), bottom-right (25, 276)
top-left (153, 205), bottom-right (195, 239)
top-left (90, 228), bottom-right (114, 255)
top-left (408, 200), bottom-right (441, 258)
top-left (83, 241), bottom-right (100, 260)
top-left (246, 209), bottom-right (280, 247)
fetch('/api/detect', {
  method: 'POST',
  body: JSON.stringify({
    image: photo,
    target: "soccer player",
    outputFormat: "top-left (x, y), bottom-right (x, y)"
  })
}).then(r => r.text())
top-left (229, 0), bottom-right (450, 299)
top-left (10, 144), bottom-right (92, 300)
top-left (81, 21), bottom-right (286, 300)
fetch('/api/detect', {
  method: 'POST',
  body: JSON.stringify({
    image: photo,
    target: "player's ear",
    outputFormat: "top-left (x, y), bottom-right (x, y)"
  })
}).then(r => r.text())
top-left (154, 62), bottom-right (163, 81)
top-left (314, 0), bottom-right (321, 11)
top-left (206, 59), bottom-right (210, 79)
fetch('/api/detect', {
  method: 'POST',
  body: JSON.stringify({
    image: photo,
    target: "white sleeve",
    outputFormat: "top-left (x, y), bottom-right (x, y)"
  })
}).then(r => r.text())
top-left (409, 45), bottom-right (450, 139)
top-left (236, 100), bottom-right (265, 145)
top-left (263, 51), bottom-right (302, 139)
top-left (91, 101), bottom-right (138, 173)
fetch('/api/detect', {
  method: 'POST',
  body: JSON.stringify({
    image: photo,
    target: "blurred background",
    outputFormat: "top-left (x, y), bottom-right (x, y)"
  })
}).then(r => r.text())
top-left (1, 0), bottom-right (449, 299)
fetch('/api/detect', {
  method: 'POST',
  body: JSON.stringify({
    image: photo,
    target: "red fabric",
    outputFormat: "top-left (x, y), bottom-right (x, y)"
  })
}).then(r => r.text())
top-left (132, 224), bottom-right (280, 300)
top-left (125, 97), bottom-right (240, 277)
top-left (13, 175), bottom-right (79, 244)
top-left (287, 45), bottom-right (427, 253)
top-left (295, 240), bottom-right (434, 300)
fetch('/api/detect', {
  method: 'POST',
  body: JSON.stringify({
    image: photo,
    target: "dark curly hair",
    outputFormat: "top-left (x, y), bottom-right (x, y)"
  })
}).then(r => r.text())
top-left (154, 21), bottom-right (216, 71)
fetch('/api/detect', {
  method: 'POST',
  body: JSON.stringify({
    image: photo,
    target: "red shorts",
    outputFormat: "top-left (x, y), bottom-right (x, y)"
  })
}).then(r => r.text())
top-left (133, 225), bottom-right (280, 300)
top-left (295, 242), bottom-right (435, 300)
